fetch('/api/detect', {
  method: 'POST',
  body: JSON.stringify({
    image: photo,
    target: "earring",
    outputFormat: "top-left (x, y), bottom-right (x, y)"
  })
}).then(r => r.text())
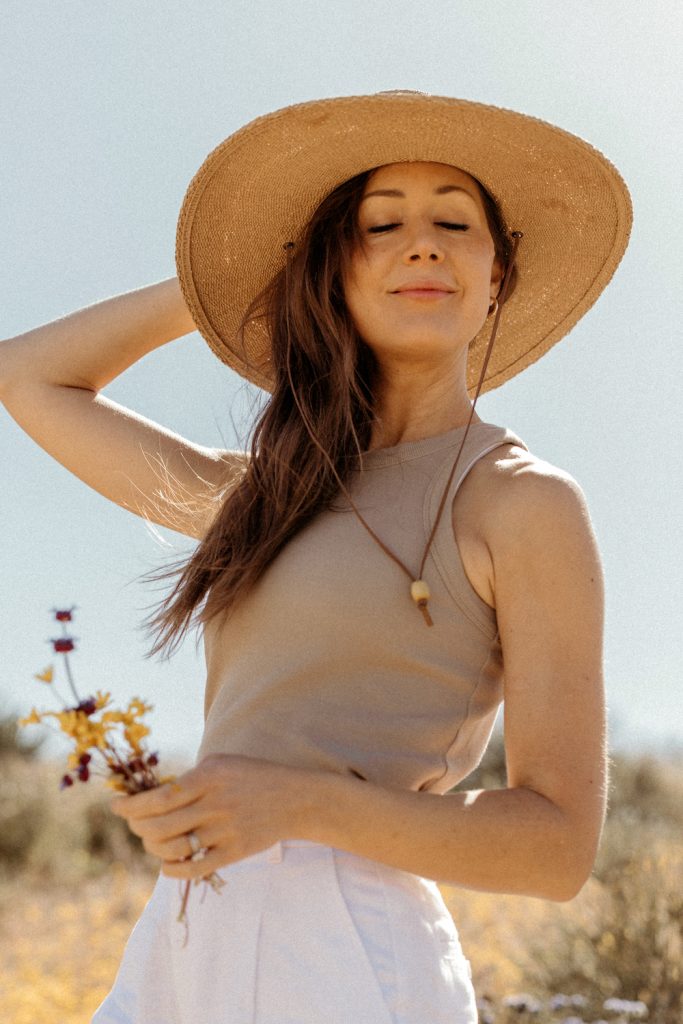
top-left (488, 297), bottom-right (499, 318)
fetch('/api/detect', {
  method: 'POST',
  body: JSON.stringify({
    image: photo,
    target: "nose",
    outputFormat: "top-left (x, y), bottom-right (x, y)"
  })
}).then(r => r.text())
top-left (403, 226), bottom-right (445, 264)
top-left (408, 250), bottom-right (442, 262)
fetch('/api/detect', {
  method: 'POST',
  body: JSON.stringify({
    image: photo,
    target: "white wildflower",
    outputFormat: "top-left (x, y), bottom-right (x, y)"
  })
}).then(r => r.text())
top-left (603, 997), bottom-right (648, 1018)
top-left (502, 992), bottom-right (542, 1013)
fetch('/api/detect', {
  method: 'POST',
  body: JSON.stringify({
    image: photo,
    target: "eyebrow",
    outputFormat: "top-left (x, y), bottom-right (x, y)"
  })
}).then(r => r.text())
top-left (360, 185), bottom-right (478, 202)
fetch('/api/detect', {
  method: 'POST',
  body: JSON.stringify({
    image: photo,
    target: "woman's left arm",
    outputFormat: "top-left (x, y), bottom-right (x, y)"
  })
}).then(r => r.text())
top-left (111, 467), bottom-right (607, 902)
top-left (299, 465), bottom-right (608, 903)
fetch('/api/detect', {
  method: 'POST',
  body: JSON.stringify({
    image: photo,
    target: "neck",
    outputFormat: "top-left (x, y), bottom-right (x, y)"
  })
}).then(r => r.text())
top-left (367, 368), bottom-right (481, 451)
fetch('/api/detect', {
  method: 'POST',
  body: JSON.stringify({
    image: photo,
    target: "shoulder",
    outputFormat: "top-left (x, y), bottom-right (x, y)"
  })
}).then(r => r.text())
top-left (479, 441), bottom-right (590, 518)
top-left (455, 440), bottom-right (602, 606)
top-left (477, 442), bottom-right (602, 586)
top-left (449, 437), bottom-right (597, 609)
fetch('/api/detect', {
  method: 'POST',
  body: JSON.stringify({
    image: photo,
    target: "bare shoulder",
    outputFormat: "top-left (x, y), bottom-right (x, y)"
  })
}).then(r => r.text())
top-left (480, 443), bottom-right (602, 598)
top-left (480, 442), bottom-right (593, 528)
top-left (452, 441), bottom-right (599, 610)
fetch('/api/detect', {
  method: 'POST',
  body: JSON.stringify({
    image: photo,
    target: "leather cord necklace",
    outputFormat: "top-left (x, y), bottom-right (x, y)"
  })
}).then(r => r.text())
top-left (284, 231), bottom-right (523, 626)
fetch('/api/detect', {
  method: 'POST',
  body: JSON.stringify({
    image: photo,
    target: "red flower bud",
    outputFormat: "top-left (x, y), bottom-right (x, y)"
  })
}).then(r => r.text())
top-left (128, 758), bottom-right (145, 773)
top-left (54, 610), bottom-right (73, 622)
top-left (77, 765), bottom-right (90, 782)
top-left (60, 774), bottom-right (74, 789)
top-left (147, 753), bottom-right (159, 767)
top-left (79, 753), bottom-right (92, 766)
top-left (51, 638), bottom-right (75, 653)
top-left (76, 698), bottom-right (97, 716)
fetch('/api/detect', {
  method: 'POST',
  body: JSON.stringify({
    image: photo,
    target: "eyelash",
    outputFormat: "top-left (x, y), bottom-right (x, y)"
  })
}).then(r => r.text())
top-left (367, 222), bottom-right (469, 234)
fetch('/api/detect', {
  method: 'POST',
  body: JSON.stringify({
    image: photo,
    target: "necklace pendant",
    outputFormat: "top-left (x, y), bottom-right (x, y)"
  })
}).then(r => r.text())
top-left (410, 580), bottom-right (434, 627)
top-left (418, 602), bottom-right (434, 626)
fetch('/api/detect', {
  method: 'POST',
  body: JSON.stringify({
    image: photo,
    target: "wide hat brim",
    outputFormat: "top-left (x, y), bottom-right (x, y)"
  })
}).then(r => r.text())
top-left (175, 91), bottom-right (633, 396)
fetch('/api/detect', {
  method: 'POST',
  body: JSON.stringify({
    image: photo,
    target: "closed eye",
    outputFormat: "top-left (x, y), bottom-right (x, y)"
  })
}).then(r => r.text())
top-left (367, 222), bottom-right (470, 233)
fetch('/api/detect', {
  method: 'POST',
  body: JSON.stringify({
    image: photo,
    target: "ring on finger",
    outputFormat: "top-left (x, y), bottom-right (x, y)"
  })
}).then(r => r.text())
top-left (186, 830), bottom-right (208, 862)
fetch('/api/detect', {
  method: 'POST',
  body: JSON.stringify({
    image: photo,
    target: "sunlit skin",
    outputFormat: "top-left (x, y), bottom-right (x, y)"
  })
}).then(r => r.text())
top-left (343, 161), bottom-right (504, 449)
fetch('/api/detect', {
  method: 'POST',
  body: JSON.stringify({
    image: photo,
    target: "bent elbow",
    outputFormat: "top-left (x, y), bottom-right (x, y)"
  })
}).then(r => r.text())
top-left (551, 872), bottom-right (590, 903)
top-left (545, 821), bottom-right (601, 903)
top-left (550, 848), bottom-right (599, 902)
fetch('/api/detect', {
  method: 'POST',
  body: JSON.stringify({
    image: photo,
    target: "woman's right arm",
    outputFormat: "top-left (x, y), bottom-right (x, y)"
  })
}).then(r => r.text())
top-left (0, 277), bottom-right (246, 540)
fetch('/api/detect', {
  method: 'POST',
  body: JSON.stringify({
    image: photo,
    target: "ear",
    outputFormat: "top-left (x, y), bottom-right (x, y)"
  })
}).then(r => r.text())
top-left (490, 254), bottom-right (505, 299)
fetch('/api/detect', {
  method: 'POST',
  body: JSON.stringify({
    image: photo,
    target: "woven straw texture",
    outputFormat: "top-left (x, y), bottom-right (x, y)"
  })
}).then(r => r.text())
top-left (175, 92), bottom-right (633, 395)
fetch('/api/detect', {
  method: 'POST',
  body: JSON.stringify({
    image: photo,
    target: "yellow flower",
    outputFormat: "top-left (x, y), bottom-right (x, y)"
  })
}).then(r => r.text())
top-left (103, 700), bottom-right (153, 730)
top-left (124, 722), bottom-right (150, 755)
top-left (101, 710), bottom-right (127, 725)
top-left (18, 708), bottom-right (42, 727)
top-left (34, 665), bottom-right (54, 684)
top-left (50, 709), bottom-right (110, 751)
top-left (129, 698), bottom-right (153, 717)
top-left (105, 776), bottom-right (130, 793)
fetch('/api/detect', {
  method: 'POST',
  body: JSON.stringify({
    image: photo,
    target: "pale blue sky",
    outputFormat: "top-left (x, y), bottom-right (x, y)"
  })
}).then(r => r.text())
top-left (1, 0), bottom-right (681, 764)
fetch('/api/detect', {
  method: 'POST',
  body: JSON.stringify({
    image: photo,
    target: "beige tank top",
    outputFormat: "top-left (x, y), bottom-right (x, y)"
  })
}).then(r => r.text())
top-left (198, 421), bottom-right (529, 794)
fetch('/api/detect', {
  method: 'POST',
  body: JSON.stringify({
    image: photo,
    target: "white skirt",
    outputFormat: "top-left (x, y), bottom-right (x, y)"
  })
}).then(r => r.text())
top-left (92, 839), bottom-right (477, 1024)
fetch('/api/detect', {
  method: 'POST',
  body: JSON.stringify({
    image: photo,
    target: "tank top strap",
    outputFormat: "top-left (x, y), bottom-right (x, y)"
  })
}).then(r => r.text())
top-left (423, 424), bottom-right (529, 635)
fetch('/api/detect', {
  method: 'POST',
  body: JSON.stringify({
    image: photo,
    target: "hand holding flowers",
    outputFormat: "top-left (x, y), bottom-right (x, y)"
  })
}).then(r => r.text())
top-left (110, 752), bottom-right (313, 881)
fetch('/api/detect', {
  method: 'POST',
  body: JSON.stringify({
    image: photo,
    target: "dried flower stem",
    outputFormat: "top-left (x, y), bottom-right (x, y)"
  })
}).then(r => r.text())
top-left (61, 651), bottom-right (80, 705)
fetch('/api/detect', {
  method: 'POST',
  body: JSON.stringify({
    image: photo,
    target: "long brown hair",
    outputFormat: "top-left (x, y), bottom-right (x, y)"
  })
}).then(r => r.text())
top-left (142, 166), bottom-right (518, 659)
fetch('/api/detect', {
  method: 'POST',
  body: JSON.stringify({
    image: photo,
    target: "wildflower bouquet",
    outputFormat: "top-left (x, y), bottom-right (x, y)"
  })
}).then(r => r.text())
top-left (19, 607), bottom-right (224, 939)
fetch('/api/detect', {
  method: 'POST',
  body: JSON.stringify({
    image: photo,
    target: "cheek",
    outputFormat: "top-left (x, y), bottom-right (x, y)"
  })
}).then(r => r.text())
top-left (343, 288), bottom-right (374, 339)
top-left (470, 234), bottom-right (497, 274)
top-left (342, 265), bottom-right (378, 327)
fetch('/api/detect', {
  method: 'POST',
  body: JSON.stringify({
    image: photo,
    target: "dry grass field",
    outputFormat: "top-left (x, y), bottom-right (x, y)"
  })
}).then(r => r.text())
top-left (0, 722), bottom-right (680, 1023)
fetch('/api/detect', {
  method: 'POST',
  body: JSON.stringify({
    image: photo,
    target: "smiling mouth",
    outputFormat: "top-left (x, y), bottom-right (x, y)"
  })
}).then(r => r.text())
top-left (393, 289), bottom-right (453, 298)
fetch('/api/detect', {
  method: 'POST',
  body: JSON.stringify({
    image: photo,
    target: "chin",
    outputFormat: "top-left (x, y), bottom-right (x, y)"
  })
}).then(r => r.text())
top-left (368, 337), bottom-right (469, 365)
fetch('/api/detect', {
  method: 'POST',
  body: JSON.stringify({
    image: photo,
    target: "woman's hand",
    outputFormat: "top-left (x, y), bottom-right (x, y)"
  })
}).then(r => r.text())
top-left (110, 753), bottom-right (315, 880)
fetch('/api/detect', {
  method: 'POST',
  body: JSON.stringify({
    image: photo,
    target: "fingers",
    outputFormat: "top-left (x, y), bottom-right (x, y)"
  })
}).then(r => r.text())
top-left (109, 767), bottom-right (218, 863)
top-left (119, 803), bottom-right (209, 846)
top-left (110, 778), bottom-right (200, 821)
top-left (144, 821), bottom-right (226, 862)
top-left (161, 846), bottom-right (227, 880)
top-left (146, 831), bottom-right (203, 862)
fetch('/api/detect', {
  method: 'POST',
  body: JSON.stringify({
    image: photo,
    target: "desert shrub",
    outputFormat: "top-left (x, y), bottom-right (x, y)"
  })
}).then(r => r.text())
top-left (0, 756), bottom-right (164, 885)
top-left (0, 757), bottom-right (49, 869)
top-left (606, 750), bottom-right (683, 825)
top-left (449, 735), bottom-right (683, 1022)
top-left (513, 819), bottom-right (682, 1024)
top-left (0, 707), bottom-right (44, 761)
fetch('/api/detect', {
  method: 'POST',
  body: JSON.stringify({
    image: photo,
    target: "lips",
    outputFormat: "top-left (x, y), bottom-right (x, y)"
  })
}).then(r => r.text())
top-left (395, 289), bottom-right (452, 297)
top-left (392, 280), bottom-right (455, 295)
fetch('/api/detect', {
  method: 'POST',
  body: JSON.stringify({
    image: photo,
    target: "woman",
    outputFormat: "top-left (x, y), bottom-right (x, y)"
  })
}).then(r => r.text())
top-left (0, 92), bottom-right (632, 1023)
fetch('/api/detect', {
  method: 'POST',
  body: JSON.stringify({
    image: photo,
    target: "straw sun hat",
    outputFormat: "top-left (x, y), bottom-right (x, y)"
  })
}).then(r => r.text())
top-left (175, 91), bottom-right (633, 396)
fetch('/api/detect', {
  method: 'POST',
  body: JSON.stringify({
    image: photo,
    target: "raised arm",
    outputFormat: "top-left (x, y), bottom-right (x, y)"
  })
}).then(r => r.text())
top-left (0, 278), bottom-right (246, 539)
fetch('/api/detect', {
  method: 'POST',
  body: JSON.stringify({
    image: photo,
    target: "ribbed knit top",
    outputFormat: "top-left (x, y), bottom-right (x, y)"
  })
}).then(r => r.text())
top-left (198, 421), bottom-right (529, 794)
